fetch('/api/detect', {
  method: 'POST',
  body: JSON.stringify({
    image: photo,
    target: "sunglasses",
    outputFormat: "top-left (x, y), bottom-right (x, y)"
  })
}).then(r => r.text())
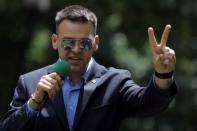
top-left (60, 38), bottom-right (93, 51)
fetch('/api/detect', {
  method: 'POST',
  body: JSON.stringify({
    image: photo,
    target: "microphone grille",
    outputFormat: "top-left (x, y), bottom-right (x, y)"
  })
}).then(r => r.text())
top-left (53, 59), bottom-right (71, 77)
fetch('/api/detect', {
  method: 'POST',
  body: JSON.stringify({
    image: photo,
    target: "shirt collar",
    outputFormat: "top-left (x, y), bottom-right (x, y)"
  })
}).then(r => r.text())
top-left (81, 57), bottom-right (94, 82)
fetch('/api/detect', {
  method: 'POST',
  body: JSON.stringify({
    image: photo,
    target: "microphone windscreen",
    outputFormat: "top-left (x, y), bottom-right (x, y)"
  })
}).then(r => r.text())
top-left (53, 59), bottom-right (71, 77)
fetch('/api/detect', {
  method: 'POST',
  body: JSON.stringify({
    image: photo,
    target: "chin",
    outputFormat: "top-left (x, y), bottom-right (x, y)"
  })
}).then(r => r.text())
top-left (70, 65), bottom-right (85, 74)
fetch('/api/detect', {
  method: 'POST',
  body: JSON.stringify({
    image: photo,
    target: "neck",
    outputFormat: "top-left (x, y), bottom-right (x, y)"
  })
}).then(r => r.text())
top-left (69, 72), bottom-right (83, 84)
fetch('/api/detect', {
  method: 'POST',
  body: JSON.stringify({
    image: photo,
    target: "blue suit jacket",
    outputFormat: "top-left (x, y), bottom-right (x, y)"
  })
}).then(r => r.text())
top-left (2, 60), bottom-right (177, 131)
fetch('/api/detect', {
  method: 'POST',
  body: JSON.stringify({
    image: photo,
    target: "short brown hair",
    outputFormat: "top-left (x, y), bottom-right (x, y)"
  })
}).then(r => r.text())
top-left (55, 5), bottom-right (97, 35)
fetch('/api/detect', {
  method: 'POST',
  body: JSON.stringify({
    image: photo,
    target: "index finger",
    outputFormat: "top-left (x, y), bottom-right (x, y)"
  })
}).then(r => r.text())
top-left (148, 27), bottom-right (158, 49)
top-left (48, 72), bottom-right (62, 81)
top-left (160, 24), bottom-right (171, 47)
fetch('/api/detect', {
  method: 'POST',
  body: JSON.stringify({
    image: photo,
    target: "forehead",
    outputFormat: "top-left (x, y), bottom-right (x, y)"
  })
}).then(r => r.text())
top-left (57, 19), bottom-right (94, 38)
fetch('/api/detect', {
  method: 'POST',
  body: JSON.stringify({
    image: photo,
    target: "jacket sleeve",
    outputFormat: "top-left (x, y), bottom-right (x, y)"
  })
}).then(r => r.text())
top-left (1, 75), bottom-right (38, 131)
top-left (119, 71), bottom-right (178, 118)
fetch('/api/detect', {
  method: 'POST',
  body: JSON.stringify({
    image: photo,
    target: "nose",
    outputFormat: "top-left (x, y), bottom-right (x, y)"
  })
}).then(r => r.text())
top-left (71, 42), bottom-right (82, 53)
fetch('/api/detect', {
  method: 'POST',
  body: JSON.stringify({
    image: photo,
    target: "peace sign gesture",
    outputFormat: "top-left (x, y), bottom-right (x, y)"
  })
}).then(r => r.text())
top-left (148, 24), bottom-right (176, 74)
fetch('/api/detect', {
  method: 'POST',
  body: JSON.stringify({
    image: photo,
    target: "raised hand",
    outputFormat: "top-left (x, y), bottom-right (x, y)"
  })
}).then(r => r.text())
top-left (148, 24), bottom-right (176, 74)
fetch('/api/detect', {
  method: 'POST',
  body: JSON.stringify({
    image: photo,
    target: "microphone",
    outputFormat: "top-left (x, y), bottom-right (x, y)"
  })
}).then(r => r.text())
top-left (53, 59), bottom-right (71, 78)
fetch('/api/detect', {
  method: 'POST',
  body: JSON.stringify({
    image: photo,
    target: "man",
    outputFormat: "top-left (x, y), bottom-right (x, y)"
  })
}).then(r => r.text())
top-left (1, 5), bottom-right (177, 131)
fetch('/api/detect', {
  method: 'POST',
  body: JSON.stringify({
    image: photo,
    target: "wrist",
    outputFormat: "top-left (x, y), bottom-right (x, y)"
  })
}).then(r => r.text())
top-left (154, 74), bottom-right (173, 90)
top-left (31, 93), bottom-right (43, 104)
top-left (28, 98), bottom-right (42, 110)
top-left (28, 94), bottom-right (44, 110)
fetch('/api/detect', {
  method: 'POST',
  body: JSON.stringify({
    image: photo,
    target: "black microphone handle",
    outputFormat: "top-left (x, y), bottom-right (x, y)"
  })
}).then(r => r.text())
top-left (42, 92), bottom-right (49, 106)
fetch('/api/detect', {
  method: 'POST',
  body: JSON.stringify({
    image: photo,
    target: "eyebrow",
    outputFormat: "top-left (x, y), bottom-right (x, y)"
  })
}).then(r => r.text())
top-left (61, 37), bottom-right (92, 40)
top-left (61, 37), bottom-right (73, 39)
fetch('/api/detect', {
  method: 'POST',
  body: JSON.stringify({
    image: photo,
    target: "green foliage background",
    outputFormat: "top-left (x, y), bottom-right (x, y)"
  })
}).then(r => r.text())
top-left (0, 0), bottom-right (197, 130)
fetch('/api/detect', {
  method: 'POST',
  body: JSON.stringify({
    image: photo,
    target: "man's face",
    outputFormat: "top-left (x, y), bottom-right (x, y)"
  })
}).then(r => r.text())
top-left (51, 19), bottom-right (99, 74)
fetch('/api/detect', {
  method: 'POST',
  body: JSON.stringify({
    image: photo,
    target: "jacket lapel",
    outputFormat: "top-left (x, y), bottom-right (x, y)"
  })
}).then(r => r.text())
top-left (73, 60), bottom-right (107, 128)
top-left (50, 88), bottom-right (70, 131)
top-left (80, 77), bottom-right (100, 116)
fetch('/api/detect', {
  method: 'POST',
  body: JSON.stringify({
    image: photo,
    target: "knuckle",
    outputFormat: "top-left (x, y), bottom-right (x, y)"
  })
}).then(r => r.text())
top-left (41, 75), bottom-right (47, 79)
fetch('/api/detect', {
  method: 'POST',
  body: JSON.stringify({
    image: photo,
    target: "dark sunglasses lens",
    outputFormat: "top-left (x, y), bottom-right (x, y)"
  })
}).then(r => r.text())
top-left (81, 40), bottom-right (92, 50)
top-left (61, 39), bottom-right (74, 50)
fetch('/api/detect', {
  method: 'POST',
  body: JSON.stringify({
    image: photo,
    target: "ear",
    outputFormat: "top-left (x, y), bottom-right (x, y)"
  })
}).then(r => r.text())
top-left (51, 34), bottom-right (58, 50)
top-left (93, 35), bottom-right (100, 51)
